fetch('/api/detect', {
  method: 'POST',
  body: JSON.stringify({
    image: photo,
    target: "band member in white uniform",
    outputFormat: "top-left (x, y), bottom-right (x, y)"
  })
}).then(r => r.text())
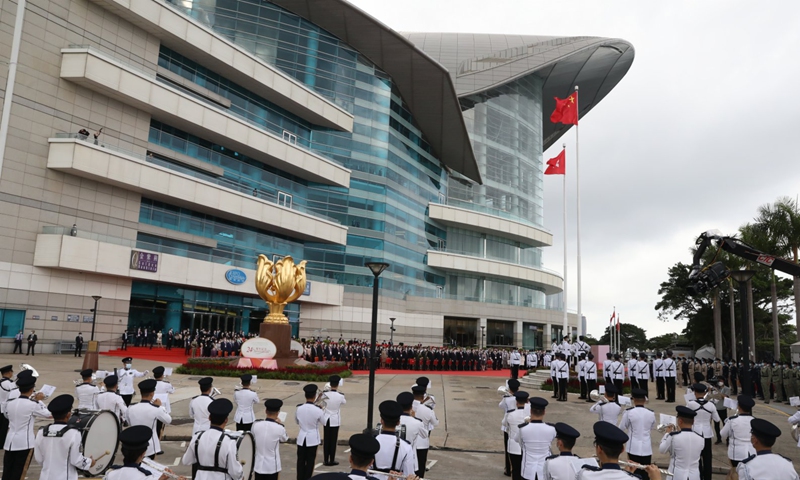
top-left (4, 372), bottom-right (50, 480)
top-left (663, 351), bottom-right (678, 403)
top-left (515, 397), bottom-right (556, 480)
top-left (296, 384), bottom-right (325, 480)
top-left (543, 422), bottom-right (595, 480)
top-left (251, 399), bottom-right (288, 480)
top-left (234, 374), bottom-right (259, 432)
top-left (189, 377), bottom-right (215, 435)
top-left (397, 392), bottom-right (425, 474)
top-left (590, 384), bottom-right (622, 424)
top-left (0, 365), bottom-right (16, 446)
top-left (323, 375), bottom-right (346, 466)
top-left (75, 368), bottom-right (99, 410)
top-left (504, 391), bottom-right (529, 480)
top-left (659, 406), bottom-right (704, 480)
top-left (414, 377), bottom-right (436, 411)
top-left (152, 367), bottom-right (174, 415)
top-left (553, 353), bottom-right (569, 402)
top-left (577, 422), bottom-right (662, 480)
top-left (372, 401), bottom-right (415, 480)
top-left (126, 379), bottom-right (172, 459)
top-left (34, 394), bottom-right (96, 480)
top-left (789, 405), bottom-right (800, 448)
top-left (96, 375), bottom-right (128, 424)
top-left (603, 353), bottom-right (613, 385)
top-left (736, 418), bottom-right (799, 480)
top-left (627, 353), bottom-right (639, 391)
top-left (500, 377), bottom-right (521, 476)
top-left (106, 425), bottom-right (184, 480)
top-left (411, 385), bottom-right (438, 478)
top-left (610, 354), bottom-right (625, 394)
top-left (578, 354), bottom-right (588, 400)
top-left (619, 389), bottom-right (656, 480)
top-left (115, 357), bottom-right (147, 407)
top-left (181, 398), bottom-right (244, 480)
top-left (636, 353), bottom-right (650, 394)
top-left (654, 353), bottom-right (665, 400)
top-left (309, 433), bottom-right (420, 480)
top-left (585, 354), bottom-right (598, 403)
top-left (719, 395), bottom-right (755, 468)
top-left (510, 348), bottom-right (522, 380)
top-left (686, 383), bottom-right (719, 480)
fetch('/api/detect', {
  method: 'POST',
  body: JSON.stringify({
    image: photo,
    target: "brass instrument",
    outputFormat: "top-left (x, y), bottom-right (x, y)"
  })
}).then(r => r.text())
top-left (20, 364), bottom-right (39, 377)
top-left (498, 386), bottom-right (511, 396)
top-left (656, 423), bottom-right (677, 433)
top-left (596, 457), bottom-right (673, 476)
top-left (589, 389), bottom-right (607, 404)
top-left (314, 389), bottom-right (328, 409)
top-left (74, 373), bottom-right (97, 386)
top-left (210, 387), bottom-right (222, 398)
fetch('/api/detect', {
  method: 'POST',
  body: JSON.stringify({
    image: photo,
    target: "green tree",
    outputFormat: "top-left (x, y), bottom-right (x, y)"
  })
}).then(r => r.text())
top-left (598, 323), bottom-right (648, 352)
top-left (764, 196), bottom-right (800, 340)
top-left (648, 333), bottom-right (688, 351)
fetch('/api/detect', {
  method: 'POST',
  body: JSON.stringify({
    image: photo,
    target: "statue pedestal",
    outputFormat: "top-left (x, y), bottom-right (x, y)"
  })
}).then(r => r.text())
top-left (259, 323), bottom-right (297, 369)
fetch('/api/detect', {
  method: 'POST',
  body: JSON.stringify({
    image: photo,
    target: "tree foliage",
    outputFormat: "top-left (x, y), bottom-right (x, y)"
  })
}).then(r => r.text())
top-left (598, 323), bottom-right (648, 353)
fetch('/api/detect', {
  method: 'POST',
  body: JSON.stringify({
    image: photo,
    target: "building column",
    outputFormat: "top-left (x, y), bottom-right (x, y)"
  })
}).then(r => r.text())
top-left (514, 320), bottom-right (523, 349)
top-left (545, 323), bottom-right (552, 348)
top-left (479, 318), bottom-right (487, 349)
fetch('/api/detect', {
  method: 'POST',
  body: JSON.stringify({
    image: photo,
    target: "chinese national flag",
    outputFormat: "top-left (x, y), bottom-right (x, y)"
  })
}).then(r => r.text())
top-left (609, 311), bottom-right (615, 324)
top-left (544, 149), bottom-right (566, 175)
top-left (550, 92), bottom-right (579, 125)
top-left (617, 314), bottom-right (621, 331)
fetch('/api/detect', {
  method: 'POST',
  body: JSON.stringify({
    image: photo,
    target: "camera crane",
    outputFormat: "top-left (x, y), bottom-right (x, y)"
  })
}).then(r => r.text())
top-left (687, 229), bottom-right (800, 296)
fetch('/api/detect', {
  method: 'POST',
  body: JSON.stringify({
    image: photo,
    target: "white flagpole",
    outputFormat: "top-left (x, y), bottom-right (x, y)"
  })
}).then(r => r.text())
top-left (617, 313), bottom-right (620, 354)
top-left (575, 85), bottom-right (583, 342)
top-left (562, 143), bottom-right (568, 341)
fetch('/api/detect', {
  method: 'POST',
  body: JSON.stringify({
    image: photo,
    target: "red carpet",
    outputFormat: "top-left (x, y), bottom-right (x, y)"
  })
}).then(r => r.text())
top-left (101, 348), bottom-right (512, 377)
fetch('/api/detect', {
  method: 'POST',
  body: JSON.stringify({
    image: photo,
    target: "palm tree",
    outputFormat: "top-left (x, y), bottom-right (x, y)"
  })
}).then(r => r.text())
top-left (759, 197), bottom-right (800, 341)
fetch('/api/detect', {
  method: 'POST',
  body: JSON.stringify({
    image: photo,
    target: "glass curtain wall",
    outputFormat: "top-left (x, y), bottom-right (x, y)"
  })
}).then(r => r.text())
top-left (487, 319), bottom-right (514, 347)
top-left (442, 317), bottom-right (478, 347)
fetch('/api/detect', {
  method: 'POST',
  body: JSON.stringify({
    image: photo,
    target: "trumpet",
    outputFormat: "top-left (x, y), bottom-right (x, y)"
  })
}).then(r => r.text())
top-left (314, 389), bottom-right (328, 409)
top-left (74, 373), bottom-right (97, 386)
top-left (210, 387), bottom-right (221, 398)
top-left (498, 386), bottom-right (511, 396)
top-left (589, 390), bottom-right (607, 404)
top-left (597, 457), bottom-right (673, 476)
top-left (656, 423), bottom-right (677, 433)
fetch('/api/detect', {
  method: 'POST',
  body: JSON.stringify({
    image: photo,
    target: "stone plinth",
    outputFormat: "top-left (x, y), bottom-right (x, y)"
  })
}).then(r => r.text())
top-left (259, 323), bottom-right (299, 368)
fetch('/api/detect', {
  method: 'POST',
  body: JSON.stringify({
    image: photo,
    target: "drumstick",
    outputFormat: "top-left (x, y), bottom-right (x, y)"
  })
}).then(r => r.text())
top-left (94, 450), bottom-right (111, 461)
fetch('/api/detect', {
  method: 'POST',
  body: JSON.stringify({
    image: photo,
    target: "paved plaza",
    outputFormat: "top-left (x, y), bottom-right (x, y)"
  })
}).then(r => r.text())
top-left (2, 352), bottom-right (799, 478)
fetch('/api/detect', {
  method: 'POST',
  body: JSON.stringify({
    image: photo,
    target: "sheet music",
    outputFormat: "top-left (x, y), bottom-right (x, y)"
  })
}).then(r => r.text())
top-left (164, 367), bottom-right (173, 377)
top-left (660, 414), bottom-right (677, 427)
top-left (789, 396), bottom-right (800, 407)
top-left (618, 395), bottom-right (632, 406)
top-left (599, 385), bottom-right (605, 395)
top-left (723, 397), bottom-right (738, 410)
top-left (250, 375), bottom-right (257, 384)
top-left (278, 411), bottom-right (287, 423)
top-left (94, 370), bottom-right (108, 379)
top-left (39, 384), bottom-right (56, 398)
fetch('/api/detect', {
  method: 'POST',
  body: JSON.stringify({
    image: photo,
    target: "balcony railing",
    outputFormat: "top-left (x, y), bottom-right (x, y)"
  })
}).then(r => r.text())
top-left (428, 246), bottom-right (560, 277)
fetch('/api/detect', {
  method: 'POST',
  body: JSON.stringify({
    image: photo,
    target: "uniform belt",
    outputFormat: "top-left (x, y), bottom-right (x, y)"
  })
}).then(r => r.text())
top-left (196, 466), bottom-right (228, 473)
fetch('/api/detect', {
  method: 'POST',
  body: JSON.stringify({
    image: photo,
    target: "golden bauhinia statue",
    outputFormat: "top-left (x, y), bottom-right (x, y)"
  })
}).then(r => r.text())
top-left (255, 255), bottom-right (307, 324)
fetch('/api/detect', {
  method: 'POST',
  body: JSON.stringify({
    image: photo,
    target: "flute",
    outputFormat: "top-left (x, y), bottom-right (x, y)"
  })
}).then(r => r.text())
top-left (612, 458), bottom-right (673, 476)
top-left (141, 458), bottom-right (183, 479)
top-left (366, 470), bottom-right (422, 480)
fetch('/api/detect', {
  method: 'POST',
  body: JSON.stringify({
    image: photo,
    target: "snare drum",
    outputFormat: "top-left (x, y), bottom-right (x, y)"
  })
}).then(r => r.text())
top-left (226, 430), bottom-right (255, 480)
top-left (68, 410), bottom-right (120, 476)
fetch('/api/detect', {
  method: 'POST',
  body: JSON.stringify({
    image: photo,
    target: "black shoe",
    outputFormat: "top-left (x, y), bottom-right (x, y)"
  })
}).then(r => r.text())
top-left (503, 471), bottom-right (511, 477)
top-left (714, 440), bottom-right (722, 445)
top-left (330, 461), bottom-right (339, 466)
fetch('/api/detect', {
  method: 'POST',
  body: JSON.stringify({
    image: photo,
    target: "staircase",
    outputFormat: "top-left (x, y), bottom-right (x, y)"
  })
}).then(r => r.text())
top-left (519, 369), bottom-right (551, 390)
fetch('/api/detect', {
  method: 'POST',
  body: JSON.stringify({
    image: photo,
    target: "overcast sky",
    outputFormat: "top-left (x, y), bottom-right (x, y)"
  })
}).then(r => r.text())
top-left (348, 0), bottom-right (800, 340)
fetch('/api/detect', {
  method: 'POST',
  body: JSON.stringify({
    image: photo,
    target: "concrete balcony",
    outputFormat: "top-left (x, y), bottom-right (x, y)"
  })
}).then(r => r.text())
top-left (427, 250), bottom-right (563, 295)
top-left (59, 47), bottom-right (350, 188)
top-left (429, 202), bottom-right (552, 248)
top-left (88, 0), bottom-right (353, 132)
top-left (33, 233), bottom-right (343, 307)
top-left (47, 137), bottom-right (347, 245)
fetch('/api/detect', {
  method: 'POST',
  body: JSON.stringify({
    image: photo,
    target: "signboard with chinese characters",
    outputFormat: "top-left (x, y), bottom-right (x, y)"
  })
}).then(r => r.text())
top-left (303, 281), bottom-right (311, 296)
top-left (83, 316), bottom-right (93, 323)
top-left (131, 251), bottom-right (159, 272)
top-left (66, 315), bottom-right (79, 322)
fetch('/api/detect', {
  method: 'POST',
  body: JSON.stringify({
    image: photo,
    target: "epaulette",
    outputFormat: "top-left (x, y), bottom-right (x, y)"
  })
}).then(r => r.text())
top-left (777, 453), bottom-right (793, 462)
top-left (297, 403), bottom-right (304, 407)
top-left (519, 422), bottom-right (529, 429)
top-left (626, 407), bottom-right (635, 411)
top-left (728, 414), bottom-right (739, 420)
top-left (400, 437), bottom-right (411, 445)
top-left (741, 454), bottom-right (756, 464)
top-left (137, 467), bottom-right (153, 475)
top-left (410, 416), bottom-right (422, 422)
top-left (645, 407), bottom-right (653, 411)
top-left (694, 431), bottom-right (703, 437)
top-left (191, 395), bottom-right (200, 399)
top-left (668, 431), bottom-right (680, 436)
top-left (545, 454), bottom-right (559, 460)
top-left (581, 465), bottom-right (601, 471)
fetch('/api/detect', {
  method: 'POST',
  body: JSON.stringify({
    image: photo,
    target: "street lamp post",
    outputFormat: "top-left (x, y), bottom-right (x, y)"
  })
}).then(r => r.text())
top-left (729, 270), bottom-right (755, 397)
top-left (389, 317), bottom-right (396, 345)
top-left (82, 295), bottom-right (102, 372)
top-left (364, 261), bottom-right (389, 433)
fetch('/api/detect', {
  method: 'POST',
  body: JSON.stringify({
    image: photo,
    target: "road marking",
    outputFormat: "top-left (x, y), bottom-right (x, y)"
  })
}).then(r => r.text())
top-left (315, 463), bottom-right (324, 469)
top-left (173, 457), bottom-right (180, 466)
top-left (180, 441), bottom-right (186, 447)
top-left (757, 404), bottom-right (791, 417)
top-left (344, 448), bottom-right (351, 453)
top-left (427, 459), bottom-right (437, 470)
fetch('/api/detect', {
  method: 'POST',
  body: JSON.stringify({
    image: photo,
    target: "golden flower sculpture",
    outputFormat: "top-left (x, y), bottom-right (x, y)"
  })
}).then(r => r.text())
top-left (255, 255), bottom-right (307, 324)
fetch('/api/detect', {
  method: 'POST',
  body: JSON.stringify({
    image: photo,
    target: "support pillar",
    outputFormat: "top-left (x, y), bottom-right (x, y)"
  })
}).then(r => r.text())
top-left (259, 323), bottom-right (296, 368)
top-left (514, 320), bottom-right (523, 349)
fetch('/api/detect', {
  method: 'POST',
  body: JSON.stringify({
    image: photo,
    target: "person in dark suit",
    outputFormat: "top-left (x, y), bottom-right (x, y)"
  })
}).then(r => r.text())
top-left (121, 331), bottom-right (128, 350)
top-left (12, 331), bottom-right (22, 354)
top-left (26, 330), bottom-right (37, 356)
top-left (75, 333), bottom-right (84, 357)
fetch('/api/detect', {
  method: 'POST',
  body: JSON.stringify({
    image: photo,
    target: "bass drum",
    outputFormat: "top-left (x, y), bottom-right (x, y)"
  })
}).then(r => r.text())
top-left (227, 430), bottom-right (255, 480)
top-left (68, 410), bottom-right (121, 477)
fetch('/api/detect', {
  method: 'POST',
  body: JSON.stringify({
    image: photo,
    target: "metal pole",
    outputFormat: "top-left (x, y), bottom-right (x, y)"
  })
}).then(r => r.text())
top-left (389, 318), bottom-right (395, 345)
top-left (574, 85), bottom-right (582, 340)
top-left (737, 280), bottom-right (752, 397)
top-left (562, 143), bottom-right (568, 338)
top-left (0, 0), bottom-right (26, 181)
top-left (366, 274), bottom-right (380, 432)
top-left (90, 297), bottom-right (99, 341)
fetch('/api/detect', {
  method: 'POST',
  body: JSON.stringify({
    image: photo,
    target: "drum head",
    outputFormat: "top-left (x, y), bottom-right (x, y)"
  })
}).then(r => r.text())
top-left (236, 431), bottom-right (255, 480)
top-left (81, 411), bottom-right (120, 476)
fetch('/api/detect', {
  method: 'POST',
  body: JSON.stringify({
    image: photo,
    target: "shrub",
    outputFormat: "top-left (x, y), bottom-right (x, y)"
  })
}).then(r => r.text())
top-left (175, 358), bottom-right (351, 381)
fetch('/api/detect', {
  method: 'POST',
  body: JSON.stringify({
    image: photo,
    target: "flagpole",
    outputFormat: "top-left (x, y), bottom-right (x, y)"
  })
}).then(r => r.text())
top-left (562, 143), bottom-right (568, 341)
top-left (575, 85), bottom-right (583, 342)
top-left (617, 313), bottom-right (620, 354)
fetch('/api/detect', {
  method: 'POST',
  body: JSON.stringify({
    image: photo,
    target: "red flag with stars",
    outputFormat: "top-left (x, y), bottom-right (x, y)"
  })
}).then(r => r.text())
top-left (544, 149), bottom-right (566, 175)
top-left (550, 92), bottom-right (579, 125)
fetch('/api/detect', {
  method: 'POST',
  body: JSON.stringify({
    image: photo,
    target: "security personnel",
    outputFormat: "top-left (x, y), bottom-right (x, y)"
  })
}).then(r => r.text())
top-left (543, 422), bottom-right (594, 480)
top-left (577, 422), bottom-right (661, 480)
top-left (0, 365), bottom-right (15, 445)
top-left (96, 375), bottom-right (127, 424)
top-left (658, 406), bottom-right (704, 480)
top-left (603, 353), bottom-right (613, 386)
top-left (115, 357), bottom-right (147, 406)
top-left (663, 350), bottom-right (677, 403)
top-left (627, 353), bottom-right (639, 391)
top-left (504, 391), bottom-right (529, 480)
top-left (515, 397), bottom-right (556, 480)
top-left (153, 366), bottom-right (174, 415)
top-left (654, 352), bottom-right (665, 400)
top-left (784, 362), bottom-right (796, 401)
top-left (736, 418), bottom-right (799, 480)
top-left (619, 389), bottom-right (656, 480)
top-left (296, 384), bottom-right (325, 480)
top-left (771, 362), bottom-right (784, 403)
top-left (760, 362), bottom-right (772, 402)
top-left (323, 375), bottom-right (347, 466)
top-left (582, 354), bottom-right (597, 403)
top-left (686, 383), bottom-right (719, 480)
top-left (75, 368), bottom-right (99, 410)
top-left (107, 425), bottom-right (184, 480)
top-left (181, 398), bottom-right (244, 480)
top-left (578, 354), bottom-right (588, 400)
top-left (3, 372), bottom-right (50, 480)
top-left (554, 353), bottom-right (569, 402)
top-left (33, 394), bottom-right (96, 480)
top-left (636, 352), bottom-right (650, 394)
top-left (590, 384), bottom-right (621, 424)
top-left (189, 377), bottom-right (215, 434)
top-left (251, 399), bottom-right (288, 480)
top-left (719, 395), bottom-right (755, 468)
top-left (510, 348), bottom-right (522, 380)
top-left (373, 401), bottom-right (415, 480)
top-left (126, 379), bottom-right (172, 459)
top-left (234, 374), bottom-right (259, 431)
top-left (397, 392), bottom-right (425, 476)
top-left (411, 385), bottom-right (438, 478)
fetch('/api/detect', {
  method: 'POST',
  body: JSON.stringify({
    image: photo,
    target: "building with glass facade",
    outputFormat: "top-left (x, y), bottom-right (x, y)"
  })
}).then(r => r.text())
top-left (0, 0), bottom-right (632, 351)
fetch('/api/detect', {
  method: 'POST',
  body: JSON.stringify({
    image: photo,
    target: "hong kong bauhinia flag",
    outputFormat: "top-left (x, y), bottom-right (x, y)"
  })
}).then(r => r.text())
top-left (550, 92), bottom-right (579, 125)
top-left (544, 149), bottom-right (566, 175)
